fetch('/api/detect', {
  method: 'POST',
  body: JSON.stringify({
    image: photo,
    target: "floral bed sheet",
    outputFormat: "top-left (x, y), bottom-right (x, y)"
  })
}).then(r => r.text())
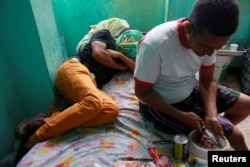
top-left (17, 72), bottom-right (175, 167)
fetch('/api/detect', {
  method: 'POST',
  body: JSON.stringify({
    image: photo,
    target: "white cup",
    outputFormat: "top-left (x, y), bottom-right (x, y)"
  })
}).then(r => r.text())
top-left (230, 43), bottom-right (239, 51)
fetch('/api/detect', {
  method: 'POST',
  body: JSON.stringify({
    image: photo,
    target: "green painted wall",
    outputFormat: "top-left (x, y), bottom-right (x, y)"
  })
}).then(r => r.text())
top-left (30, 0), bottom-right (68, 86)
top-left (229, 0), bottom-right (250, 66)
top-left (167, 0), bottom-right (195, 21)
top-left (0, 0), bottom-right (55, 160)
top-left (52, 0), bottom-right (166, 56)
top-left (230, 0), bottom-right (250, 47)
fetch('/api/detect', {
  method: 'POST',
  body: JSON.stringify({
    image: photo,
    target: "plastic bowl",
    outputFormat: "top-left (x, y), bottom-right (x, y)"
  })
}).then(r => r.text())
top-left (188, 130), bottom-right (230, 160)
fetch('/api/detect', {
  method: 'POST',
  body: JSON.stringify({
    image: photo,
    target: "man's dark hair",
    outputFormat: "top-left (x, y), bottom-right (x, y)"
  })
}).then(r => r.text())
top-left (189, 0), bottom-right (239, 36)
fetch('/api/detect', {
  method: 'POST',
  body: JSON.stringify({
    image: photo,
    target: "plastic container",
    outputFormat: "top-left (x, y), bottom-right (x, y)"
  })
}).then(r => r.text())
top-left (188, 130), bottom-right (230, 161)
top-left (214, 48), bottom-right (246, 82)
top-left (230, 43), bottom-right (239, 51)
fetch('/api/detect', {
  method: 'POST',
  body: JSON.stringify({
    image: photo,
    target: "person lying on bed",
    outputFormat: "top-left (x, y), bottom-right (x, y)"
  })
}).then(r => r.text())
top-left (14, 29), bottom-right (138, 164)
top-left (134, 0), bottom-right (250, 151)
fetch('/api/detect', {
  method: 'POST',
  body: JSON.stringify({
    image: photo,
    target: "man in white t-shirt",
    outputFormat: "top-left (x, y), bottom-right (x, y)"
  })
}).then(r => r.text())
top-left (134, 0), bottom-right (250, 150)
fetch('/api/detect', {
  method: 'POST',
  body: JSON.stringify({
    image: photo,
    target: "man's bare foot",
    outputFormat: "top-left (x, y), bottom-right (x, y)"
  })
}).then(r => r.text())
top-left (43, 117), bottom-right (51, 122)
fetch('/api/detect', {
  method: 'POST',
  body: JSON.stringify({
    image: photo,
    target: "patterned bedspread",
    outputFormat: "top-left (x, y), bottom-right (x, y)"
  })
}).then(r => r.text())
top-left (17, 72), bottom-right (177, 167)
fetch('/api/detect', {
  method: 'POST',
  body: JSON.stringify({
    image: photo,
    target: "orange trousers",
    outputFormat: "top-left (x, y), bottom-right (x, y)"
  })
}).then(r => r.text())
top-left (34, 59), bottom-right (119, 141)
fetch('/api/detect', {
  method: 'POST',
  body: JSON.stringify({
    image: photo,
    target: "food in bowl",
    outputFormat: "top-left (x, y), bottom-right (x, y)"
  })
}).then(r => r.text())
top-left (188, 130), bottom-right (230, 160)
top-left (200, 128), bottom-right (219, 149)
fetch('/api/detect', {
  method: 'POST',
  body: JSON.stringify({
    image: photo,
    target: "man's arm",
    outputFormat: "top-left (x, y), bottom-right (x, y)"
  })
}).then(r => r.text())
top-left (199, 66), bottom-right (225, 139)
top-left (91, 41), bottom-right (128, 70)
top-left (107, 49), bottom-right (135, 71)
top-left (134, 82), bottom-right (204, 133)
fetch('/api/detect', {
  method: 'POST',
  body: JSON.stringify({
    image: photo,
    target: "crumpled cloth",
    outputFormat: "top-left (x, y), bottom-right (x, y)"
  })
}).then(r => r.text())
top-left (76, 18), bottom-right (130, 52)
top-left (116, 29), bottom-right (143, 59)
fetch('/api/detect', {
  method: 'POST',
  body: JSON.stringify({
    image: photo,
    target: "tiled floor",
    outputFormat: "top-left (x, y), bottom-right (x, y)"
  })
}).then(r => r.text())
top-left (222, 67), bottom-right (250, 149)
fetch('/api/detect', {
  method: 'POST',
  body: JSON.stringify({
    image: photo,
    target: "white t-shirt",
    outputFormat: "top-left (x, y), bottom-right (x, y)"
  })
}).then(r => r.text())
top-left (134, 19), bottom-right (216, 104)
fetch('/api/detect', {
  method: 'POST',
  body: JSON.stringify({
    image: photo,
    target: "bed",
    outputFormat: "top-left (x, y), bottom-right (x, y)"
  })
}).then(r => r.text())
top-left (17, 71), bottom-right (190, 167)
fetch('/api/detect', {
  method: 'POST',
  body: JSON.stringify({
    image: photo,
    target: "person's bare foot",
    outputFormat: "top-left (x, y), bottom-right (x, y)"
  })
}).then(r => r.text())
top-left (43, 117), bottom-right (51, 122)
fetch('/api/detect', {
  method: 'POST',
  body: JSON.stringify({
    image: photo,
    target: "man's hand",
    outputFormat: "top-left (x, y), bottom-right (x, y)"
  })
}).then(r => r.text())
top-left (204, 116), bottom-right (225, 141)
top-left (181, 112), bottom-right (204, 133)
top-left (91, 41), bottom-right (128, 70)
top-left (107, 49), bottom-right (135, 71)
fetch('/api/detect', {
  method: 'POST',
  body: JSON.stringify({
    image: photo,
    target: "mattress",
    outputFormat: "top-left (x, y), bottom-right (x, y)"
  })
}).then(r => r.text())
top-left (16, 72), bottom-right (185, 167)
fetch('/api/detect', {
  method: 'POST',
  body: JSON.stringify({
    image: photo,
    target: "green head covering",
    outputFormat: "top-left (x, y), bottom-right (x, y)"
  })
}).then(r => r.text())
top-left (116, 29), bottom-right (143, 59)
